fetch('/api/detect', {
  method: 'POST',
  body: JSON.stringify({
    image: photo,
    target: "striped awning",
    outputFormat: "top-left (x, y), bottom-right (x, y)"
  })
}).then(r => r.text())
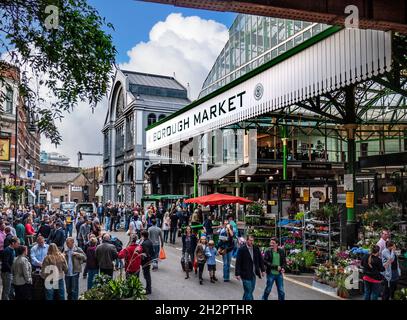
top-left (146, 27), bottom-right (392, 152)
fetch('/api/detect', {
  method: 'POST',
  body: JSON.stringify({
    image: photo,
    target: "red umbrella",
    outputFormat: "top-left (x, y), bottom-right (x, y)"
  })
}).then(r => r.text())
top-left (185, 193), bottom-right (252, 206)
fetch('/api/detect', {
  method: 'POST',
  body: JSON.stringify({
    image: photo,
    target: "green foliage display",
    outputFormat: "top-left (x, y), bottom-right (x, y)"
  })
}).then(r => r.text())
top-left (361, 206), bottom-right (400, 229)
top-left (2, 185), bottom-right (25, 204)
top-left (80, 274), bottom-right (146, 300)
top-left (0, 0), bottom-right (116, 145)
top-left (247, 202), bottom-right (264, 216)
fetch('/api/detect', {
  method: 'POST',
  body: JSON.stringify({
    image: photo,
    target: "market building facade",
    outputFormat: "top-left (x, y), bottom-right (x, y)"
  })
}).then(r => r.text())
top-left (146, 14), bottom-right (407, 245)
top-left (102, 68), bottom-right (192, 205)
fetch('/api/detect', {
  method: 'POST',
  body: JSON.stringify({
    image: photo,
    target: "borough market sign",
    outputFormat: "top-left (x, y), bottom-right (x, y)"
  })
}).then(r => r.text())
top-left (146, 28), bottom-right (391, 152)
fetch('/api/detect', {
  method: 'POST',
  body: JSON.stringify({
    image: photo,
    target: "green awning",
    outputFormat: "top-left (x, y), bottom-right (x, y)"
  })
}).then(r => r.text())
top-left (143, 194), bottom-right (189, 201)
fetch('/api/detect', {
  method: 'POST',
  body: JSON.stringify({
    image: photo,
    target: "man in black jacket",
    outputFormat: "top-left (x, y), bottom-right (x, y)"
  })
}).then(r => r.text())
top-left (1, 236), bottom-right (19, 300)
top-left (262, 238), bottom-right (286, 300)
top-left (235, 235), bottom-right (265, 300)
top-left (140, 230), bottom-right (154, 294)
top-left (48, 221), bottom-right (65, 251)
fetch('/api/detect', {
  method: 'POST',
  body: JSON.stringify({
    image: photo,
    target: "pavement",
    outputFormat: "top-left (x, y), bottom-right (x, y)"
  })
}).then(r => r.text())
top-left (1, 229), bottom-right (341, 300)
top-left (104, 231), bottom-right (339, 300)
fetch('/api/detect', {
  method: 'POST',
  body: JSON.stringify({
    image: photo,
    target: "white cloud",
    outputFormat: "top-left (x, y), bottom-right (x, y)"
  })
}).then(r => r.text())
top-left (41, 98), bottom-right (108, 168)
top-left (120, 13), bottom-right (228, 99)
top-left (41, 13), bottom-right (228, 166)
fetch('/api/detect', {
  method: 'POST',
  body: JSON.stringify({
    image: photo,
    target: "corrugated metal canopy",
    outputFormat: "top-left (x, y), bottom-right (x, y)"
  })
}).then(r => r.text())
top-left (199, 163), bottom-right (242, 182)
top-left (122, 70), bottom-right (186, 91)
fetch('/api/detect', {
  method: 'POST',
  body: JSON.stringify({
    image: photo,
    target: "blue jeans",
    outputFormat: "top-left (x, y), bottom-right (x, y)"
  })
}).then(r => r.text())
top-left (87, 268), bottom-right (99, 290)
top-left (45, 278), bottom-right (65, 300)
top-left (364, 281), bottom-right (381, 300)
top-left (222, 251), bottom-right (232, 281)
top-left (98, 213), bottom-right (103, 224)
top-left (153, 244), bottom-right (160, 268)
top-left (242, 277), bottom-right (256, 300)
top-left (104, 216), bottom-right (111, 231)
top-left (65, 224), bottom-right (73, 238)
top-left (65, 274), bottom-right (80, 300)
top-left (125, 216), bottom-right (131, 231)
top-left (262, 273), bottom-right (285, 300)
top-left (163, 230), bottom-right (169, 243)
top-left (170, 228), bottom-right (177, 244)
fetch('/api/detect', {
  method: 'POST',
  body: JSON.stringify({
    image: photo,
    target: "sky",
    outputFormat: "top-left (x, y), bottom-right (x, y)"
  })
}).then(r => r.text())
top-left (40, 0), bottom-right (236, 167)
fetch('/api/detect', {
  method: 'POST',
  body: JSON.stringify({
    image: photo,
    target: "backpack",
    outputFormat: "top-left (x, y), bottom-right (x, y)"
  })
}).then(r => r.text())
top-left (111, 236), bottom-right (123, 252)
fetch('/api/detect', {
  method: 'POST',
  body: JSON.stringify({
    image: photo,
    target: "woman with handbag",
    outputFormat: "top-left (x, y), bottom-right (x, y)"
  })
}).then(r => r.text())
top-left (182, 226), bottom-right (197, 279)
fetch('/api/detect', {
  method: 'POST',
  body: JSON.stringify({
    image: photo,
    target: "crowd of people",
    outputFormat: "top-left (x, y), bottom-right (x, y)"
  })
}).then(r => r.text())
top-left (361, 229), bottom-right (401, 300)
top-left (1, 200), bottom-right (400, 301)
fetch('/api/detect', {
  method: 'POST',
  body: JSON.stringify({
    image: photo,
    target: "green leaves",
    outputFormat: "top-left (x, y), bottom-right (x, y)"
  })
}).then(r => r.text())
top-left (80, 274), bottom-right (147, 300)
top-left (0, 0), bottom-right (116, 145)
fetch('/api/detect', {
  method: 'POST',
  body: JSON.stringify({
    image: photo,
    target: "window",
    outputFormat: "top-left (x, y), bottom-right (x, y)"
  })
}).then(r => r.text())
top-left (104, 132), bottom-right (109, 159)
top-left (158, 114), bottom-right (166, 121)
top-left (5, 88), bottom-right (13, 114)
top-left (147, 113), bottom-right (156, 126)
top-left (126, 115), bottom-right (134, 148)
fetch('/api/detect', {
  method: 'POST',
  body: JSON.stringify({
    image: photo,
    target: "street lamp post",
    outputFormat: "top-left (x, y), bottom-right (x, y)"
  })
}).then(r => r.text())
top-left (130, 180), bottom-right (135, 206)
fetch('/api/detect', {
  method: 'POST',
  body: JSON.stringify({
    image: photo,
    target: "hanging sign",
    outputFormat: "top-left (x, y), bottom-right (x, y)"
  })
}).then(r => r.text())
top-left (303, 189), bottom-right (310, 202)
top-left (301, 162), bottom-right (332, 170)
top-left (346, 192), bottom-right (354, 208)
top-left (344, 174), bottom-right (353, 191)
top-left (310, 198), bottom-right (319, 212)
top-left (382, 186), bottom-right (397, 193)
top-left (0, 137), bottom-right (11, 161)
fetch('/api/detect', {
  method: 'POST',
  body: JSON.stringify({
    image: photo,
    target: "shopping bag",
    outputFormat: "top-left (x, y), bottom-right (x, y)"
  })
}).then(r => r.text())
top-left (193, 257), bottom-right (198, 271)
top-left (159, 247), bottom-right (166, 260)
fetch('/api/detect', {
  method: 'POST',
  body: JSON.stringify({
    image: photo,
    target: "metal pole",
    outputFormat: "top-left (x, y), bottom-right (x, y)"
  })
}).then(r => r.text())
top-left (14, 103), bottom-right (18, 186)
top-left (281, 125), bottom-right (288, 180)
top-left (193, 162), bottom-right (198, 198)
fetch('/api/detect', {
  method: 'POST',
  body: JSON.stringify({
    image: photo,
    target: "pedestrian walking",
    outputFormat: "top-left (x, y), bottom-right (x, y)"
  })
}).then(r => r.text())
top-left (148, 219), bottom-right (164, 270)
top-left (85, 237), bottom-right (99, 290)
top-left (169, 210), bottom-right (179, 244)
top-left (24, 217), bottom-right (35, 246)
top-left (1, 236), bottom-right (19, 300)
top-left (48, 221), bottom-right (65, 252)
top-left (217, 220), bottom-right (234, 282)
top-left (15, 219), bottom-right (26, 245)
top-left (203, 215), bottom-right (214, 242)
top-left (95, 233), bottom-right (118, 278)
top-left (64, 210), bottom-right (75, 238)
top-left (162, 212), bottom-right (170, 243)
top-left (262, 238), bottom-right (286, 300)
top-left (118, 235), bottom-right (143, 279)
top-left (182, 226), bottom-right (197, 280)
top-left (64, 237), bottom-right (86, 300)
top-left (195, 236), bottom-right (207, 285)
top-left (12, 245), bottom-right (32, 300)
top-left (382, 241), bottom-right (401, 300)
top-left (41, 243), bottom-right (68, 300)
top-left (140, 230), bottom-right (154, 294)
top-left (205, 240), bottom-right (218, 283)
top-left (362, 245), bottom-right (385, 300)
top-left (235, 235), bottom-right (265, 300)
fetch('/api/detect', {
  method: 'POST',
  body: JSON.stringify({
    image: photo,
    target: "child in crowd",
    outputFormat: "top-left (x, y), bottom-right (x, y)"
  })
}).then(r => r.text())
top-left (205, 240), bottom-right (218, 283)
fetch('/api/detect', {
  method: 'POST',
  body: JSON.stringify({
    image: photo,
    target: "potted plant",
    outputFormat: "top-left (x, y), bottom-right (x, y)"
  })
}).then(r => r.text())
top-left (394, 288), bottom-right (407, 300)
top-left (336, 274), bottom-right (349, 299)
top-left (287, 204), bottom-right (298, 220)
top-left (80, 274), bottom-right (146, 300)
top-left (303, 251), bottom-right (316, 271)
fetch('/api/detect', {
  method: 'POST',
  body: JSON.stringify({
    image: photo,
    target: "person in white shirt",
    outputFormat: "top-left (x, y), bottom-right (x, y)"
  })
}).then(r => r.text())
top-left (376, 229), bottom-right (390, 257)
